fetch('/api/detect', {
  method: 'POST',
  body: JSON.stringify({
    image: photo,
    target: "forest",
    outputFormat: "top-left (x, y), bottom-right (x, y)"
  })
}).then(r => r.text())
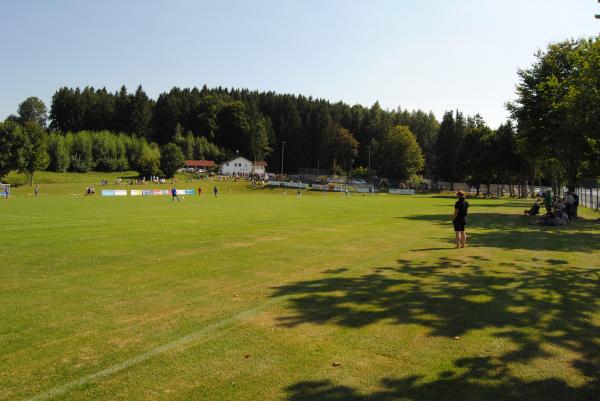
top-left (2, 37), bottom-right (599, 189)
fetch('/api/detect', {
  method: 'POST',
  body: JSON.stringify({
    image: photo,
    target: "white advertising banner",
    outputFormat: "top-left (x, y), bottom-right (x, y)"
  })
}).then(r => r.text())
top-left (284, 182), bottom-right (310, 189)
top-left (389, 188), bottom-right (416, 195)
top-left (311, 184), bottom-right (328, 191)
top-left (130, 190), bottom-right (142, 196)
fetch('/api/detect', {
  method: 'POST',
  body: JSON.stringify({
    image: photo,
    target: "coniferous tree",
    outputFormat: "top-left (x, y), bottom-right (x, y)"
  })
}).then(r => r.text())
top-left (434, 111), bottom-right (466, 190)
top-left (462, 115), bottom-right (494, 195)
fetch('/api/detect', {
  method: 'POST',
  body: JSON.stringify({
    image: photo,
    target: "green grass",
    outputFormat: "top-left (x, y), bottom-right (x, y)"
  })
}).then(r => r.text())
top-left (1, 174), bottom-right (599, 401)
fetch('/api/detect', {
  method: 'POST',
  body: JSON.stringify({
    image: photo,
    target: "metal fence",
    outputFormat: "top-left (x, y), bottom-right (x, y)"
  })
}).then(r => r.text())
top-left (576, 187), bottom-right (600, 210)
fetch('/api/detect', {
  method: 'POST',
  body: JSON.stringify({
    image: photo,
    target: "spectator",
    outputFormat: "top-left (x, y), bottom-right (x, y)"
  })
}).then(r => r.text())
top-left (568, 187), bottom-right (579, 218)
top-left (524, 200), bottom-right (540, 216)
top-left (453, 191), bottom-right (469, 248)
top-left (544, 191), bottom-right (553, 215)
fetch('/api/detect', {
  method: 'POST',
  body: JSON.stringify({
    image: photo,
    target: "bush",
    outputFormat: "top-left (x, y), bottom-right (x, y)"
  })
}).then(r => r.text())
top-left (2, 171), bottom-right (27, 187)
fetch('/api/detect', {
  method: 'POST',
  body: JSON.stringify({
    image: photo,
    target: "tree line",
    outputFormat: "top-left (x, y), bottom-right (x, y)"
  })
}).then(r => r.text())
top-left (45, 85), bottom-right (439, 176)
top-left (0, 124), bottom-right (193, 184)
top-left (3, 85), bottom-right (439, 181)
top-left (2, 36), bottom-right (599, 189)
top-left (433, 112), bottom-right (526, 194)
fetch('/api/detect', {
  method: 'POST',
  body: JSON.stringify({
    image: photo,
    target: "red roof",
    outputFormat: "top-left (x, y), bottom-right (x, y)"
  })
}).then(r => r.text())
top-left (185, 160), bottom-right (215, 168)
top-left (253, 161), bottom-right (268, 167)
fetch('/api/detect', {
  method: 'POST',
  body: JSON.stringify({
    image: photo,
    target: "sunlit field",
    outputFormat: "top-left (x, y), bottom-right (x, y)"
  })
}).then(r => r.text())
top-left (2, 175), bottom-right (599, 401)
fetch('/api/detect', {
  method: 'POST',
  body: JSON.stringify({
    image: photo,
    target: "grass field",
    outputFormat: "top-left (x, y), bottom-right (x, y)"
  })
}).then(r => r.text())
top-left (2, 174), bottom-right (600, 401)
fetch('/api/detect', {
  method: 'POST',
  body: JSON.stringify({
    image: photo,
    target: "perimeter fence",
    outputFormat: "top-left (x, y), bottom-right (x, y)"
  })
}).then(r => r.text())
top-left (576, 187), bottom-right (600, 210)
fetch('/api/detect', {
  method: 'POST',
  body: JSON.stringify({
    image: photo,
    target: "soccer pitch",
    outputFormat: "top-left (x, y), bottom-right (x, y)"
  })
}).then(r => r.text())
top-left (2, 180), bottom-right (600, 401)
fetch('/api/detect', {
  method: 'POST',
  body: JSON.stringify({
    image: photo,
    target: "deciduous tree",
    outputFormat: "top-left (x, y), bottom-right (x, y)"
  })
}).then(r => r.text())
top-left (17, 97), bottom-right (48, 128)
top-left (12, 122), bottom-right (49, 185)
top-left (375, 125), bottom-right (424, 180)
top-left (160, 143), bottom-right (185, 178)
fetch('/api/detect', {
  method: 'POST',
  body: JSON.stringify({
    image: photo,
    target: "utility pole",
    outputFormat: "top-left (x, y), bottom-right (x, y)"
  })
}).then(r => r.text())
top-left (368, 145), bottom-right (371, 176)
top-left (280, 141), bottom-right (286, 175)
top-left (597, 0), bottom-right (600, 19)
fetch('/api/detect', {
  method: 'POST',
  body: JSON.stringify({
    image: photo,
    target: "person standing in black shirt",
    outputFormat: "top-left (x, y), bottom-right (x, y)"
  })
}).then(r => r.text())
top-left (453, 191), bottom-right (469, 248)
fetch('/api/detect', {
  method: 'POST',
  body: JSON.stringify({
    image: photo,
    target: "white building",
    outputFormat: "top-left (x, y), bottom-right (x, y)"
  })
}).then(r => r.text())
top-left (220, 157), bottom-right (268, 176)
top-left (252, 160), bottom-right (268, 175)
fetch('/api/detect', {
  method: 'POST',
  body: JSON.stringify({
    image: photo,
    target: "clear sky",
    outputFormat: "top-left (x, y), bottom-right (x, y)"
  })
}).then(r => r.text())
top-left (1, 0), bottom-right (599, 128)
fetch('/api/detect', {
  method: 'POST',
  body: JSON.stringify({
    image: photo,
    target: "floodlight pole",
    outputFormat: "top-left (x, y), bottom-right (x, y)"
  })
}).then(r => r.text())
top-left (281, 141), bottom-right (286, 175)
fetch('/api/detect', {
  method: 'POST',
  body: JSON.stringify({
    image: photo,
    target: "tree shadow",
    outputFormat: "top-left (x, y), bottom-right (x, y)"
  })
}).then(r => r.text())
top-left (401, 212), bottom-right (600, 251)
top-left (322, 267), bottom-right (349, 274)
top-left (432, 201), bottom-right (530, 208)
top-left (411, 247), bottom-right (455, 251)
top-left (273, 257), bottom-right (600, 400)
top-left (286, 362), bottom-right (596, 401)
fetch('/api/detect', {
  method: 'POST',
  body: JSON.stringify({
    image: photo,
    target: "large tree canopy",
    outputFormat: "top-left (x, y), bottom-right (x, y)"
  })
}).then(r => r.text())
top-left (508, 37), bottom-right (600, 186)
top-left (160, 142), bottom-right (185, 178)
top-left (373, 125), bottom-right (424, 180)
top-left (8, 122), bottom-right (49, 185)
top-left (17, 97), bottom-right (48, 128)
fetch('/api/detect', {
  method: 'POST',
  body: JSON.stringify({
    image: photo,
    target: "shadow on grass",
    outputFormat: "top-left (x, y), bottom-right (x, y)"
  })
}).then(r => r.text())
top-left (402, 212), bottom-right (600, 252)
top-left (286, 368), bottom-right (596, 401)
top-left (273, 256), bottom-right (600, 400)
top-left (433, 201), bottom-right (530, 208)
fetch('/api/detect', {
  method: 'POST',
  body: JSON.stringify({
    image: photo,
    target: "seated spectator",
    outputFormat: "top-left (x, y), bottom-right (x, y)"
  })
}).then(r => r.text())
top-left (524, 200), bottom-right (540, 216)
top-left (530, 208), bottom-right (569, 226)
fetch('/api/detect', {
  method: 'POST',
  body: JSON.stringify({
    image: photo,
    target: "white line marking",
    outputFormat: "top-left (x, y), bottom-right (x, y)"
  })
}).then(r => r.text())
top-left (26, 300), bottom-right (273, 401)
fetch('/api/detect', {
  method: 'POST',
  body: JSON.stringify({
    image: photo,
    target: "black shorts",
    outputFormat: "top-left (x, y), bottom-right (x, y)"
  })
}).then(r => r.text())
top-left (453, 219), bottom-right (466, 232)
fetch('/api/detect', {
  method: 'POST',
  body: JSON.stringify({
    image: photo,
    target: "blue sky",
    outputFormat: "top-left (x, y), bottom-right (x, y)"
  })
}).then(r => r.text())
top-left (1, 0), bottom-right (599, 128)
